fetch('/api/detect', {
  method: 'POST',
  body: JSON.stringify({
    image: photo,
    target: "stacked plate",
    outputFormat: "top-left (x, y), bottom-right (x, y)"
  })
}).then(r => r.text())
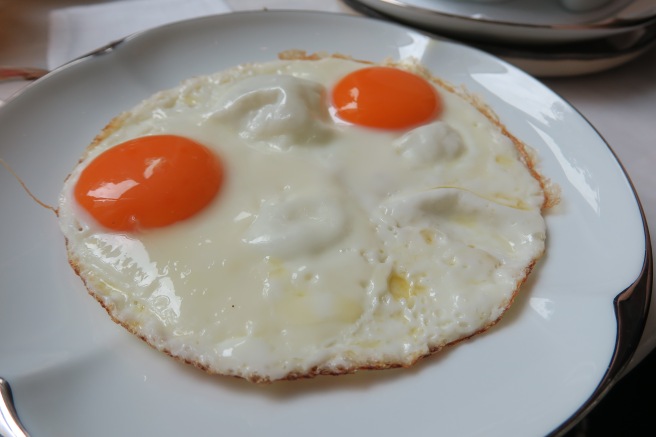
top-left (344, 0), bottom-right (656, 76)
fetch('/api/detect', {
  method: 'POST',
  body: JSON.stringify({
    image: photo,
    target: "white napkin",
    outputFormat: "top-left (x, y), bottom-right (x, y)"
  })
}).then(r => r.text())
top-left (47, 0), bottom-right (232, 69)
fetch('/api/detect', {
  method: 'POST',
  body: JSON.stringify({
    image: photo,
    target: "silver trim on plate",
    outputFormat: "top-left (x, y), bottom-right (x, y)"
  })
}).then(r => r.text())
top-left (0, 378), bottom-right (30, 437)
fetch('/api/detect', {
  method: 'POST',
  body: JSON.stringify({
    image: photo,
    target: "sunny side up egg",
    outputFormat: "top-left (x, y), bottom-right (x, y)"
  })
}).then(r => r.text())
top-left (57, 52), bottom-right (550, 383)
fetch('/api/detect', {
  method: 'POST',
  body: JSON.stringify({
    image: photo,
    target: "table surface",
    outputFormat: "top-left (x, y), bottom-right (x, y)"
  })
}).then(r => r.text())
top-left (1, 1), bottom-right (655, 435)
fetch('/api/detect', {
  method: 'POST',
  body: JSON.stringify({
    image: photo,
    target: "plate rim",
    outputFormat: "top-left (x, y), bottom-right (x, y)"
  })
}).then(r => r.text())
top-left (349, 0), bottom-right (656, 44)
top-left (353, 0), bottom-right (655, 30)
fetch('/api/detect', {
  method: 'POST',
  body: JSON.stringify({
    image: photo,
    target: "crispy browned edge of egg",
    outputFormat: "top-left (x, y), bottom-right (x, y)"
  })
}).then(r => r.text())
top-left (59, 50), bottom-right (559, 384)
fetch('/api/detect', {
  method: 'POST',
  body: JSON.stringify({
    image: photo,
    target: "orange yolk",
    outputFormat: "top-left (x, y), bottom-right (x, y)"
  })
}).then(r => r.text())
top-left (332, 66), bottom-right (441, 130)
top-left (74, 135), bottom-right (223, 231)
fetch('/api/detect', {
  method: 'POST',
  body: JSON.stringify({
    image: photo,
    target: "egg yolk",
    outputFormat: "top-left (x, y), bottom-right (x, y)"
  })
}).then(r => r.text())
top-left (74, 135), bottom-right (223, 231)
top-left (332, 66), bottom-right (441, 130)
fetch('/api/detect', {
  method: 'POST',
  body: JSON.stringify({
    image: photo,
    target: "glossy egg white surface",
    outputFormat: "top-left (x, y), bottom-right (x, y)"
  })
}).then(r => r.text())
top-left (58, 56), bottom-right (546, 382)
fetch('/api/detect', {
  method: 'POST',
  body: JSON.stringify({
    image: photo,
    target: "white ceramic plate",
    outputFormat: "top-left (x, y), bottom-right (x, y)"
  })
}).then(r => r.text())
top-left (350, 0), bottom-right (656, 44)
top-left (499, 36), bottom-right (656, 76)
top-left (0, 11), bottom-right (650, 437)
top-left (346, 0), bottom-right (656, 77)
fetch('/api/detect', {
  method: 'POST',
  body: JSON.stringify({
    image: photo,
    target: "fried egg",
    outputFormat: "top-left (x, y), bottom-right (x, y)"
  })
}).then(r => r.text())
top-left (57, 52), bottom-right (550, 383)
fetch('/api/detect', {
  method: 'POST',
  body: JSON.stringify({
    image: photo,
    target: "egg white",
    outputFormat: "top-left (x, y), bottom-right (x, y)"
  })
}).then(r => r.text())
top-left (58, 56), bottom-right (547, 382)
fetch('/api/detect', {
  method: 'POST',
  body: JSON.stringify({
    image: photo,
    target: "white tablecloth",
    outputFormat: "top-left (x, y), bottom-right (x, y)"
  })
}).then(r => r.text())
top-left (1, 0), bottom-right (655, 372)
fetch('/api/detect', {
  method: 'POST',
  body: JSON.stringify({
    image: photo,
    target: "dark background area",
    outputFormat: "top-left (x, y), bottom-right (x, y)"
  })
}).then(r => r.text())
top-left (563, 346), bottom-right (656, 436)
